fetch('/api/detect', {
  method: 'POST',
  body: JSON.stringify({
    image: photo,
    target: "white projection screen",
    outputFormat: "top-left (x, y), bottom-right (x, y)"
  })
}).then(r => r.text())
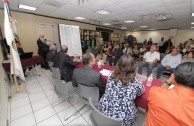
top-left (59, 24), bottom-right (82, 56)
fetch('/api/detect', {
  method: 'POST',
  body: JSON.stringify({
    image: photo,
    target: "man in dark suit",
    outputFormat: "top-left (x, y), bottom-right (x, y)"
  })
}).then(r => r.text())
top-left (46, 44), bottom-right (56, 62)
top-left (72, 53), bottom-right (105, 98)
top-left (37, 34), bottom-right (49, 69)
top-left (53, 45), bottom-right (80, 82)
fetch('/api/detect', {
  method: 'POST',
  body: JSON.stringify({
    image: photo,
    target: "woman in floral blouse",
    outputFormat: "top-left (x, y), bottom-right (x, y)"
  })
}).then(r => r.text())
top-left (99, 54), bottom-right (144, 126)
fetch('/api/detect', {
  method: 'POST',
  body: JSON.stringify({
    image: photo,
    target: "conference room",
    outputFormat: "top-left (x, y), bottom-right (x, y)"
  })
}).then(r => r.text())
top-left (0, 0), bottom-right (194, 126)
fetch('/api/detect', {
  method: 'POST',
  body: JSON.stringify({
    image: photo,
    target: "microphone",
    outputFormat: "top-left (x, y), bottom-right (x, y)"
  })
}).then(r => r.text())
top-left (45, 39), bottom-right (56, 44)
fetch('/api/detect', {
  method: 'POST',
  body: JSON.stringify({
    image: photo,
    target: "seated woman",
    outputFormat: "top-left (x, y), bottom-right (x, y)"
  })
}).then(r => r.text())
top-left (99, 55), bottom-right (144, 126)
top-left (182, 50), bottom-right (194, 63)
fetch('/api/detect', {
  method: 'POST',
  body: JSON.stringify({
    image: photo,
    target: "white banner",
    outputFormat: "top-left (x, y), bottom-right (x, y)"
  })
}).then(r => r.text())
top-left (59, 24), bottom-right (82, 56)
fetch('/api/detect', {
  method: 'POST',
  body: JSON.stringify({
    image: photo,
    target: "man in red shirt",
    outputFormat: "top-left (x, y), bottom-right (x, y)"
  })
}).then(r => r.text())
top-left (146, 62), bottom-right (194, 126)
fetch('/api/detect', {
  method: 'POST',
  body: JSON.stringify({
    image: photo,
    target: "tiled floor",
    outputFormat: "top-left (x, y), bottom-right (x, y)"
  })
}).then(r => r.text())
top-left (8, 66), bottom-right (91, 126)
top-left (8, 65), bottom-right (166, 126)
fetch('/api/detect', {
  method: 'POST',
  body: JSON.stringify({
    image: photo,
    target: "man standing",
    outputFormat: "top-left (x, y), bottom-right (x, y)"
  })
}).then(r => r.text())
top-left (109, 44), bottom-right (122, 66)
top-left (37, 34), bottom-right (49, 69)
top-left (147, 38), bottom-right (153, 46)
top-left (156, 48), bottom-right (182, 79)
top-left (138, 45), bottom-right (160, 77)
top-left (72, 53), bottom-right (105, 98)
top-left (53, 45), bottom-right (80, 82)
top-left (146, 62), bottom-right (194, 125)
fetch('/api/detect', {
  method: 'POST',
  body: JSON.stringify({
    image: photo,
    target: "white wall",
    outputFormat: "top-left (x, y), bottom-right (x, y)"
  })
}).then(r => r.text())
top-left (125, 29), bottom-right (194, 46)
top-left (0, 45), bottom-right (9, 126)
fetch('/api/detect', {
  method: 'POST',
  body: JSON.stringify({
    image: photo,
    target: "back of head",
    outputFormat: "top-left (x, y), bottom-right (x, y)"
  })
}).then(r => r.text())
top-left (112, 55), bottom-right (136, 86)
top-left (61, 45), bottom-right (68, 53)
top-left (174, 62), bottom-right (194, 89)
top-left (82, 53), bottom-right (93, 65)
top-left (50, 44), bottom-right (56, 51)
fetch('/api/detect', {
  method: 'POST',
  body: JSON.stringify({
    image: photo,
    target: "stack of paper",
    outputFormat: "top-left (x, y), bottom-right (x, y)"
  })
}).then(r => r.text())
top-left (100, 69), bottom-right (111, 76)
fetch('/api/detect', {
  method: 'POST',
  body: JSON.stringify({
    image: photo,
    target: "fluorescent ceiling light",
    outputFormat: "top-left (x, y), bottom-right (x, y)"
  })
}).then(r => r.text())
top-left (139, 26), bottom-right (148, 28)
top-left (191, 22), bottom-right (194, 24)
top-left (74, 17), bottom-right (85, 20)
top-left (95, 9), bottom-right (111, 15)
top-left (149, 29), bottom-right (155, 30)
top-left (124, 20), bottom-right (135, 23)
top-left (103, 23), bottom-right (111, 25)
top-left (191, 27), bottom-right (194, 28)
top-left (121, 27), bottom-right (127, 29)
top-left (19, 4), bottom-right (37, 11)
top-left (192, 13), bottom-right (194, 16)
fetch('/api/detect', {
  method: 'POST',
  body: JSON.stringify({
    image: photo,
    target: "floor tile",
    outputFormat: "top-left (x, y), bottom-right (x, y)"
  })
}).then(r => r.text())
top-left (28, 87), bottom-right (43, 95)
top-left (11, 97), bottom-right (30, 110)
top-left (73, 102), bottom-right (91, 115)
top-left (11, 104), bottom-right (32, 121)
top-left (68, 95), bottom-right (80, 105)
top-left (26, 82), bottom-right (40, 90)
top-left (34, 105), bottom-right (56, 123)
top-left (48, 93), bottom-right (63, 104)
top-left (29, 91), bottom-right (47, 103)
top-left (10, 92), bottom-right (28, 101)
top-left (41, 84), bottom-right (53, 91)
top-left (67, 116), bottom-right (88, 126)
top-left (31, 97), bottom-right (50, 111)
top-left (37, 115), bottom-right (63, 126)
top-left (44, 89), bottom-right (54, 97)
top-left (53, 100), bottom-right (72, 113)
top-left (11, 113), bottom-right (36, 126)
top-left (57, 106), bottom-right (80, 125)
top-left (82, 109), bottom-right (92, 123)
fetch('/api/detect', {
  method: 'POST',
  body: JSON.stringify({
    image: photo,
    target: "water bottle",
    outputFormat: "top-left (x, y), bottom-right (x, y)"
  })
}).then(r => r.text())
top-left (146, 74), bottom-right (153, 86)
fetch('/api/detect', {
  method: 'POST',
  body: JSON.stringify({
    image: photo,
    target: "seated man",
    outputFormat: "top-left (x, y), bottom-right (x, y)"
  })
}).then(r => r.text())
top-left (46, 44), bottom-right (56, 62)
top-left (53, 45), bottom-right (80, 82)
top-left (138, 45), bottom-right (160, 77)
top-left (156, 48), bottom-right (182, 79)
top-left (16, 41), bottom-right (24, 54)
top-left (146, 62), bottom-right (194, 125)
top-left (72, 53), bottom-right (105, 98)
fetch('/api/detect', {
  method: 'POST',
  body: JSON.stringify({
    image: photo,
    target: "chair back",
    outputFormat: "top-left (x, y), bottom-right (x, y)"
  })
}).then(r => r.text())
top-left (53, 78), bottom-right (76, 99)
top-left (50, 67), bottom-right (61, 80)
top-left (89, 98), bottom-right (123, 126)
top-left (77, 84), bottom-right (99, 104)
top-left (48, 61), bottom-right (54, 67)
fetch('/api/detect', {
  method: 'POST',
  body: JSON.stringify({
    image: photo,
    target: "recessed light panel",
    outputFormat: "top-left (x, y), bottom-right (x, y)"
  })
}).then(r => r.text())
top-left (124, 20), bottom-right (135, 23)
top-left (74, 17), bottom-right (85, 20)
top-left (103, 23), bottom-right (111, 25)
top-left (95, 9), bottom-right (111, 15)
top-left (19, 4), bottom-right (37, 11)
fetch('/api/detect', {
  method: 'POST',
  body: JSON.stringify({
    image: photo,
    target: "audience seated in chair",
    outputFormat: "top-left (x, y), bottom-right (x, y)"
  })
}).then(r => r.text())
top-left (46, 44), bottom-right (56, 62)
top-left (156, 48), bottom-right (182, 79)
top-left (146, 62), bottom-right (194, 126)
top-left (53, 45), bottom-right (80, 82)
top-left (72, 53), bottom-right (105, 98)
top-left (182, 50), bottom-right (194, 63)
top-left (99, 55), bottom-right (144, 126)
top-left (138, 45), bottom-right (160, 77)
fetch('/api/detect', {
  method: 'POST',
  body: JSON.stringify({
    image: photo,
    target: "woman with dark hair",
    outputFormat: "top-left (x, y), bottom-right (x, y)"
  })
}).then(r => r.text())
top-left (146, 62), bottom-right (194, 126)
top-left (182, 50), bottom-right (194, 63)
top-left (99, 55), bottom-right (144, 125)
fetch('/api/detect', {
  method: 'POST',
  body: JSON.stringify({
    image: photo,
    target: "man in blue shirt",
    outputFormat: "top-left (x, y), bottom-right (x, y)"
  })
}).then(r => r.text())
top-left (156, 48), bottom-right (182, 79)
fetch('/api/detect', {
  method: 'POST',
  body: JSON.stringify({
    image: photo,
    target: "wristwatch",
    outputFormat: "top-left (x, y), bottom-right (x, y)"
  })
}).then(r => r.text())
top-left (165, 80), bottom-right (172, 86)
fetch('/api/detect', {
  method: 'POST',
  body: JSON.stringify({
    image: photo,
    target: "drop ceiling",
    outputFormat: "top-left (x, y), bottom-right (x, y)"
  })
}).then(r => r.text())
top-left (0, 0), bottom-right (194, 30)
